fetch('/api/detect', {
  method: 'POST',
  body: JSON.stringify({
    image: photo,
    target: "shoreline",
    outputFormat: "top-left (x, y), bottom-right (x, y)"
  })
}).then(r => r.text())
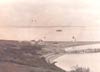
top-left (0, 40), bottom-right (99, 72)
top-left (44, 53), bottom-right (66, 63)
top-left (46, 47), bottom-right (100, 72)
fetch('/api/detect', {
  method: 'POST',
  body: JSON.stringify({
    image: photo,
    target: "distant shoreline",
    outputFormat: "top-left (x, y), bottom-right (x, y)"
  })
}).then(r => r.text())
top-left (66, 48), bottom-right (100, 54)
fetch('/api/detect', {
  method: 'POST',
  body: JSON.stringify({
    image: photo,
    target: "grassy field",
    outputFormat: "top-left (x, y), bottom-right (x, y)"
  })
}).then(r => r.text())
top-left (0, 40), bottom-right (99, 72)
top-left (0, 40), bottom-right (66, 72)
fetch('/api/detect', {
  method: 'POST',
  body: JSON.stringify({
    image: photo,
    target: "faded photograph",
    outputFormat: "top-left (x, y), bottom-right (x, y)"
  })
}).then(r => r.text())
top-left (0, 0), bottom-right (100, 72)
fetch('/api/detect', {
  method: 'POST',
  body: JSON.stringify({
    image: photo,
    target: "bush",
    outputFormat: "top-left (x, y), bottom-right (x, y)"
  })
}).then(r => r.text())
top-left (70, 65), bottom-right (90, 72)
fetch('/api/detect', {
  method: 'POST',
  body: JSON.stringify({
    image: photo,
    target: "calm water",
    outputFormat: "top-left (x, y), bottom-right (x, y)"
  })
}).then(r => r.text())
top-left (0, 27), bottom-right (100, 41)
top-left (54, 44), bottom-right (100, 72)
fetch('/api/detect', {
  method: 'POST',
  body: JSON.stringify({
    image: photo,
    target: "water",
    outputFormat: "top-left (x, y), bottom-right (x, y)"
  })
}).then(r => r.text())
top-left (54, 44), bottom-right (100, 72)
top-left (0, 27), bottom-right (100, 41)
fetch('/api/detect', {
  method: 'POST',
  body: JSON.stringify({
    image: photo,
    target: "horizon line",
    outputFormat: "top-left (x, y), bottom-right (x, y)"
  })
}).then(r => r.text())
top-left (0, 25), bottom-right (99, 28)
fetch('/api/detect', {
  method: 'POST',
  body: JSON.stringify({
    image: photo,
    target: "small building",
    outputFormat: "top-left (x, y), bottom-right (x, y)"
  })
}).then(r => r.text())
top-left (72, 36), bottom-right (76, 42)
top-left (37, 39), bottom-right (44, 45)
top-left (30, 39), bottom-right (45, 45)
top-left (30, 40), bottom-right (36, 45)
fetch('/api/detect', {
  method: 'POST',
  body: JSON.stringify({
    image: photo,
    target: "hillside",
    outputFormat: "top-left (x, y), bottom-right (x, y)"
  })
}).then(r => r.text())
top-left (0, 40), bottom-right (99, 72)
top-left (0, 40), bottom-right (66, 72)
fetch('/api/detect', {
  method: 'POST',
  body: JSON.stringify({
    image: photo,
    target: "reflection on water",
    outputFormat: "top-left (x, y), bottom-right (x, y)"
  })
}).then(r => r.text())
top-left (54, 44), bottom-right (100, 72)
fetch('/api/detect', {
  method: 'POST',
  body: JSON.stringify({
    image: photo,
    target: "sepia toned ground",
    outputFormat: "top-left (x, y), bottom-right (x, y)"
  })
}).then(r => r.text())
top-left (0, 40), bottom-right (99, 72)
top-left (0, 40), bottom-right (66, 72)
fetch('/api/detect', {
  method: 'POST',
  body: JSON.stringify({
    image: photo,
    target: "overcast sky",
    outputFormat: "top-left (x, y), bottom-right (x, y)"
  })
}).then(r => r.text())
top-left (0, 0), bottom-right (100, 41)
top-left (0, 0), bottom-right (100, 27)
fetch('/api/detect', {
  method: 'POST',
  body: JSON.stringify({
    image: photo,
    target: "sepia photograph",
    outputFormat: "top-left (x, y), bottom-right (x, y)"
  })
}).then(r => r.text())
top-left (0, 0), bottom-right (100, 72)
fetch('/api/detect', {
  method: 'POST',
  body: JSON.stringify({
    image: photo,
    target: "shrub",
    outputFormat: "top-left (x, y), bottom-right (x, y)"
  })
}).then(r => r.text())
top-left (70, 65), bottom-right (90, 72)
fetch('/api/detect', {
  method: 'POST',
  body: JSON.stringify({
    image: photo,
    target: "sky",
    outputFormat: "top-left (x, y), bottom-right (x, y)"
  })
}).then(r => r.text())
top-left (0, 0), bottom-right (100, 41)
top-left (0, 0), bottom-right (100, 27)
